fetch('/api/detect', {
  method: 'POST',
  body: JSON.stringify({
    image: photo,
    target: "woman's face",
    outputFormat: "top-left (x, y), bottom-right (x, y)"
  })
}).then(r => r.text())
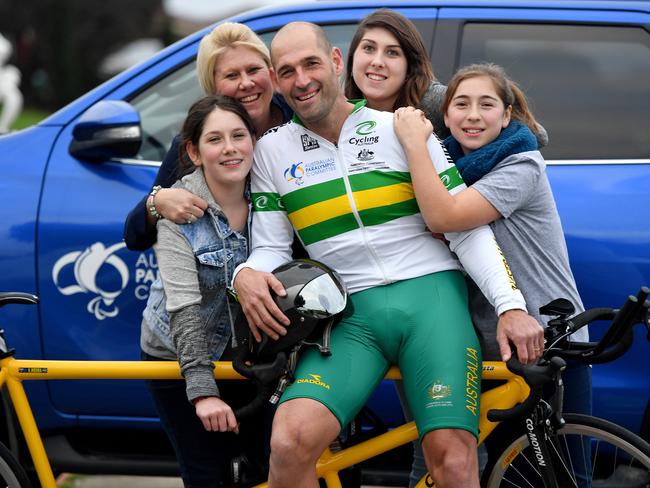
top-left (189, 108), bottom-right (254, 189)
top-left (444, 75), bottom-right (512, 155)
top-left (213, 45), bottom-right (274, 128)
top-left (351, 27), bottom-right (408, 112)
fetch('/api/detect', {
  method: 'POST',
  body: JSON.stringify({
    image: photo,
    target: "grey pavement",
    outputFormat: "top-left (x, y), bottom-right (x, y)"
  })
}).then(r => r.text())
top-left (64, 475), bottom-right (391, 487)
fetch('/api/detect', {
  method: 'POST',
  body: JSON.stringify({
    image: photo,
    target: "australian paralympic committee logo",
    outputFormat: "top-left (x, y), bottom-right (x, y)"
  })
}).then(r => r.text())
top-left (52, 242), bottom-right (129, 320)
top-left (284, 158), bottom-right (336, 186)
top-left (52, 242), bottom-right (159, 320)
top-left (284, 162), bottom-right (306, 185)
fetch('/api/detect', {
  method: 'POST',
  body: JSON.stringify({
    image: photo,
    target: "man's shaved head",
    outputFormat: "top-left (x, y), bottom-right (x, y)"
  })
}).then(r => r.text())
top-left (270, 22), bottom-right (332, 66)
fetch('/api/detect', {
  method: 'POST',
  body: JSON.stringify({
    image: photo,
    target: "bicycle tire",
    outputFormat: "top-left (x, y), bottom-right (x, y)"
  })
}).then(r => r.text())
top-left (0, 441), bottom-right (31, 488)
top-left (485, 413), bottom-right (650, 488)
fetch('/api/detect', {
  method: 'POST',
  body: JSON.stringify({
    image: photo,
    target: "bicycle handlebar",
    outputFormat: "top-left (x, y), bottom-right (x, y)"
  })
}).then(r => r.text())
top-left (487, 356), bottom-right (565, 422)
top-left (547, 286), bottom-right (649, 365)
top-left (231, 347), bottom-right (288, 421)
top-left (489, 287), bottom-right (649, 423)
top-left (233, 383), bottom-right (277, 421)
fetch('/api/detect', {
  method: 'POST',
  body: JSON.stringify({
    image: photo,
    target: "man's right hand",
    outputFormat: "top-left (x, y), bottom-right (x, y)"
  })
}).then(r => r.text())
top-left (233, 268), bottom-right (290, 342)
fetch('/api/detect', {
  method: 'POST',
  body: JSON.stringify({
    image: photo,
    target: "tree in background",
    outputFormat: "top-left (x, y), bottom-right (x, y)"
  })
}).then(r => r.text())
top-left (0, 0), bottom-right (174, 111)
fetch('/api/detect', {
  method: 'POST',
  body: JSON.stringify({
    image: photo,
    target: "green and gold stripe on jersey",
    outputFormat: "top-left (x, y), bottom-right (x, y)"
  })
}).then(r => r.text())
top-left (252, 170), bottom-right (413, 246)
top-left (252, 167), bottom-right (463, 247)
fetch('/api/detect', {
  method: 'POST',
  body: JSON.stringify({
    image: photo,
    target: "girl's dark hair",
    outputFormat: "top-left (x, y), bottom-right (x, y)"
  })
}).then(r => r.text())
top-left (344, 9), bottom-right (434, 110)
top-left (177, 94), bottom-right (256, 177)
top-left (442, 63), bottom-right (539, 133)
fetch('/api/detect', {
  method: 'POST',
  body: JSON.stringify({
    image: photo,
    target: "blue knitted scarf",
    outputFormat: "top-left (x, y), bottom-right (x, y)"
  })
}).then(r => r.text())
top-left (443, 121), bottom-right (537, 185)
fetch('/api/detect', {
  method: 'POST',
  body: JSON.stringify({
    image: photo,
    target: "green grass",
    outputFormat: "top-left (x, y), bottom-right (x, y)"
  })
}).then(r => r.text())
top-left (56, 473), bottom-right (83, 488)
top-left (10, 107), bottom-right (50, 131)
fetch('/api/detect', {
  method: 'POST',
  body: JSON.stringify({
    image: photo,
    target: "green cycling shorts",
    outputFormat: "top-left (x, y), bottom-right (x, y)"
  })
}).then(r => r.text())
top-left (280, 270), bottom-right (481, 441)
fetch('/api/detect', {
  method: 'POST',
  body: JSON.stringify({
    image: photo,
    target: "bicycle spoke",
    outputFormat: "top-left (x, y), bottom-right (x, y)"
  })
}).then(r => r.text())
top-left (500, 477), bottom-right (528, 487)
top-left (502, 451), bottom-right (538, 488)
top-left (502, 465), bottom-right (536, 488)
top-left (548, 435), bottom-right (577, 487)
top-left (562, 435), bottom-right (586, 486)
top-left (592, 437), bottom-right (600, 479)
top-left (519, 448), bottom-right (542, 478)
top-left (486, 415), bottom-right (650, 488)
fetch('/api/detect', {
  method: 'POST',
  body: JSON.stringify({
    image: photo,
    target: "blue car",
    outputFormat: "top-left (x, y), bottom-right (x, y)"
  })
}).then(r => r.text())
top-left (0, 0), bottom-right (648, 481)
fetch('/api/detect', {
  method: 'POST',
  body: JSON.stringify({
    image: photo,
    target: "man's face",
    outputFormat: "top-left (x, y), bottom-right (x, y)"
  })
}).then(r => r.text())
top-left (271, 27), bottom-right (344, 126)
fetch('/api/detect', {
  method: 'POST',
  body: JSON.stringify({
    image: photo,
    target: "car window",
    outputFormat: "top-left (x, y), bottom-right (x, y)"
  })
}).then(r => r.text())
top-left (129, 23), bottom-right (357, 164)
top-left (130, 61), bottom-right (202, 162)
top-left (458, 23), bottom-right (650, 160)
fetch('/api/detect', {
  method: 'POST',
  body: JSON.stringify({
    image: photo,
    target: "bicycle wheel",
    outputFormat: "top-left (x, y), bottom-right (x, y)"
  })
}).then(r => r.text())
top-left (485, 413), bottom-right (650, 488)
top-left (0, 441), bottom-right (31, 488)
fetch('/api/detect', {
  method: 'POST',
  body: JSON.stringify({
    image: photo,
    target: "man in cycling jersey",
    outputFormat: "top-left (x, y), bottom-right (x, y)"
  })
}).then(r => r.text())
top-left (232, 22), bottom-right (543, 488)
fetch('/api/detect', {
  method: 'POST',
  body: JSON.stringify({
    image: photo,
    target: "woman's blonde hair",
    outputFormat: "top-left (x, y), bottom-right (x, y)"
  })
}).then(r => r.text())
top-left (196, 22), bottom-right (271, 95)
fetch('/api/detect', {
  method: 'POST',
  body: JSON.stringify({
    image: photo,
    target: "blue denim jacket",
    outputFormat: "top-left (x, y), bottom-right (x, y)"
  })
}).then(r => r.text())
top-left (140, 168), bottom-right (249, 363)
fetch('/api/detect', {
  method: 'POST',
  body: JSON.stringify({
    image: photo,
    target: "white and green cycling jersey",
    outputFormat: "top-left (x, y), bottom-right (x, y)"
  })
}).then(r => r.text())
top-left (237, 101), bottom-right (526, 316)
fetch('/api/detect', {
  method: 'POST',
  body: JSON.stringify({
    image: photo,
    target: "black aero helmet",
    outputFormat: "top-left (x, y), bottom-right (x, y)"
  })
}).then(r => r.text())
top-left (232, 259), bottom-right (348, 417)
top-left (254, 258), bottom-right (348, 361)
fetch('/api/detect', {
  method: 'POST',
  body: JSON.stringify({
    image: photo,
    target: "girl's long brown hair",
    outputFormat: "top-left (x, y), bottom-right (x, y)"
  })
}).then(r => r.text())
top-left (442, 63), bottom-right (539, 132)
top-left (344, 9), bottom-right (434, 110)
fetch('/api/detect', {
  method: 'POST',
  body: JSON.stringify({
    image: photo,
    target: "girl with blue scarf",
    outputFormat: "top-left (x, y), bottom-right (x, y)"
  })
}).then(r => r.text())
top-left (394, 61), bottom-right (592, 444)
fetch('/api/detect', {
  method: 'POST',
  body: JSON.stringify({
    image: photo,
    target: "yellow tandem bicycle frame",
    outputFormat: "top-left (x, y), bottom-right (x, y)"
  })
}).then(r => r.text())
top-left (0, 355), bottom-right (530, 488)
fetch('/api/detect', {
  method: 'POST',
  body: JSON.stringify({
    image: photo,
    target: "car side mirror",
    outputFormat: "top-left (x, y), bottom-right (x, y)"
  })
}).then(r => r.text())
top-left (69, 100), bottom-right (142, 162)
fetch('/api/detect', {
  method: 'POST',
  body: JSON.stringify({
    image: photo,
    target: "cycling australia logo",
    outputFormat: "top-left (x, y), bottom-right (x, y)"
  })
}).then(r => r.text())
top-left (349, 120), bottom-right (379, 146)
top-left (355, 120), bottom-right (376, 135)
top-left (284, 162), bottom-right (306, 185)
top-left (52, 242), bottom-right (129, 320)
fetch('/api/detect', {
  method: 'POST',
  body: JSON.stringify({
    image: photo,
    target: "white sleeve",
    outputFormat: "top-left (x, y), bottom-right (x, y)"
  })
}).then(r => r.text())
top-left (425, 135), bottom-right (527, 315)
top-left (447, 226), bottom-right (527, 316)
top-left (232, 144), bottom-right (294, 283)
top-left (426, 133), bottom-right (467, 195)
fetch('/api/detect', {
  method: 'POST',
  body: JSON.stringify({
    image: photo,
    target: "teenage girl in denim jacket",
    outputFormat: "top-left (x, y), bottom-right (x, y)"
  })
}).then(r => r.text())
top-left (140, 95), bottom-right (261, 488)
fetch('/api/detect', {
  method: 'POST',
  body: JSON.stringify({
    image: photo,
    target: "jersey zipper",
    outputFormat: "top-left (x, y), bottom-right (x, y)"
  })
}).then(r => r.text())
top-left (334, 124), bottom-right (390, 285)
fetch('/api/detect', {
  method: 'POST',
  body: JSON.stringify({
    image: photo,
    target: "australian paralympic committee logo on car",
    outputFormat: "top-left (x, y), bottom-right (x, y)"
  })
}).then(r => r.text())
top-left (52, 241), bottom-right (159, 320)
top-left (52, 242), bottom-right (129, 320)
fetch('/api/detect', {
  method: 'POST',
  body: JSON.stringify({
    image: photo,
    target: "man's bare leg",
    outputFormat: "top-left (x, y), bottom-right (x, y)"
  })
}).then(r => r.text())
top-left (268, 398), bottom-right (341, 488)
top-left (422, 428), bottom-right (479, 488)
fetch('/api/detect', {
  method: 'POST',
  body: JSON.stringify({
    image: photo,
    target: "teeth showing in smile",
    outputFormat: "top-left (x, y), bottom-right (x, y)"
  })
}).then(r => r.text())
top-left (239, 94), bottom-right (260, 103)
top-left (464, 129), bottom-right (483, 134)
top-left (367, 73), bottom-right (386, 81)
top-left (221, 159), bottom-right (242, 166)
top-left (297, 91), bottom-right (317, 101)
